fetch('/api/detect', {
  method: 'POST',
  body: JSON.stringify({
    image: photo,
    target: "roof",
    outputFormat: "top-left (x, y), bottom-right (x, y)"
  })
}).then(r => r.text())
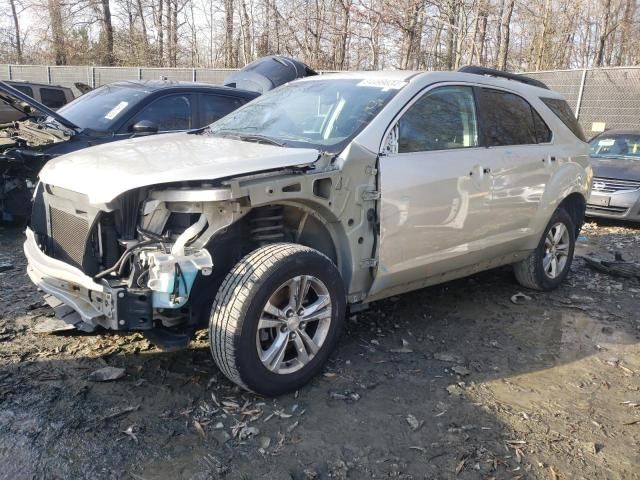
top-left (6, 79), bottom-right (72, 90)
top-left (107, 80), bottom-right (259, 97)
top-left (296, 70), bottom-right (563, 97)
top-left (302, 70), bottom-right (420, 82)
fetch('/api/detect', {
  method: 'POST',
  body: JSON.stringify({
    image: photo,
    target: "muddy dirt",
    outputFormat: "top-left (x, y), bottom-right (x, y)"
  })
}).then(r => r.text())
top-left (1, 221), bottom-right (639, 480)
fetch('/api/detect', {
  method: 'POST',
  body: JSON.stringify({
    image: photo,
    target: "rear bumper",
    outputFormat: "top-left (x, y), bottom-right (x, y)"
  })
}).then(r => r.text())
top-left (24, 227), bottom-right (120, 330)
top-left (586, 190), bottom-right (640, 222)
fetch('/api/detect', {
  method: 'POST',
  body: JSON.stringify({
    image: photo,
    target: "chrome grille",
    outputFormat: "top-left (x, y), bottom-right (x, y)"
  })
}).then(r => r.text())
top-left (585, 204), bottom-right (629, 216)
top-left (49, 207), bottom-right (90, 269)
top-left (591, 177), bottom-right (640, 193)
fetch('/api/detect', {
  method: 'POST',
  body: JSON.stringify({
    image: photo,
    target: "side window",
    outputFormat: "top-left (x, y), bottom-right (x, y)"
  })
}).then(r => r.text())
top-left (126, 95), bottom-right (191, 131)
top-left (199, 94), bottom-right (245, 126)
top-left (532, 108), bottom-right (552, 143)
top-left (540, 97), bottom-right (586, 141)
top-left (40, 88), bottom-right (67, 108)
top-left (398, 86), bottom-right (478, 153)
top-left (11, 84), bottom-right (34, 97)
top-left (478, 88), bottom-right (536, 146)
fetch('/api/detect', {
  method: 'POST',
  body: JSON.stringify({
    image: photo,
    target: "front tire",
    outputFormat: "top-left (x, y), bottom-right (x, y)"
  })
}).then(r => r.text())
top-left (209, 243), bottom-right (345, 396)
top-left (514, 207), bottom-right (576, 291)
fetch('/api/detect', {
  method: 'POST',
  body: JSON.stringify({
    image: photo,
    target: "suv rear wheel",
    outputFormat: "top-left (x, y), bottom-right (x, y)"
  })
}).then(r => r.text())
top-left (514, 207), bottom-right (576, 291)
top-left (209, 243), bottom-right (345, 395)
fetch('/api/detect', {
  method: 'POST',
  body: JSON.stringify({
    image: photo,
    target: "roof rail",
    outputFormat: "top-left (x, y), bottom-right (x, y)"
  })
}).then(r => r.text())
top-left (457, 65), bottom-right (550, 90)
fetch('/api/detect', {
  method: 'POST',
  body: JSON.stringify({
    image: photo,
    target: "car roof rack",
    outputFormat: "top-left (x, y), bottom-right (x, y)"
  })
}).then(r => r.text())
top-left (457, 65), bottom-right (550, 90)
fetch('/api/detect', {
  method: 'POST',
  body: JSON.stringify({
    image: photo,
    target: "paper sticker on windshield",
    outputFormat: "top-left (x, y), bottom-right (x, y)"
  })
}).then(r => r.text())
top-left (598, 139), bottom-right (615, 147)
top-left (104, 101), bottom-right (129, 120)
top-left (357, 79), bottom-right (407, 91)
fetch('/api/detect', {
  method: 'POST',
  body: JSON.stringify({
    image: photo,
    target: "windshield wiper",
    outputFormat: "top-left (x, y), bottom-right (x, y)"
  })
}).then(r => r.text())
top-left (237, 133), bottom-right (285, 147)
top-left (210, 129), bottom-right (284, 147)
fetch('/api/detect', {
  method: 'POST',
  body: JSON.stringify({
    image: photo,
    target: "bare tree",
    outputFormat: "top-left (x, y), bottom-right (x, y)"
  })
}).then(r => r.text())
top-left (497, 0), bottom-right (514, 70)
top-left (9, 0), bottom-right (22, 62)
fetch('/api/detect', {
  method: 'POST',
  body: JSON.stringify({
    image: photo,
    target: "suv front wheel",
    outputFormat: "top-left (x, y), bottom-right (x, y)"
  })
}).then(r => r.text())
top-left (209, 243), bottom-right (345, 395)
top-left (514, 207), bottom-right (576, 291)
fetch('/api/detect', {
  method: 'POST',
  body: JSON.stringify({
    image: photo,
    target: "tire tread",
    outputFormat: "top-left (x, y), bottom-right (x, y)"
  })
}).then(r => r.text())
top-left (209, 243), bottom-right (327, 391)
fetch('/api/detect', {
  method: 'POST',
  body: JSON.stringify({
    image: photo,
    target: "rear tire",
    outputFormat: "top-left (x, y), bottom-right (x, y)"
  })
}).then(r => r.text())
top-left (209, 243), bottom-right (345, 396)
top-left (514, 208), bottom-right (576, 291)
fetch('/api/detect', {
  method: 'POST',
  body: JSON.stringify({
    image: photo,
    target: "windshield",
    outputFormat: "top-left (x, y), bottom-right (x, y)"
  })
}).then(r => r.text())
top-left (207, 78), bottom-right (403, 152)
top-left (590, 133), bottom-right (640, 159)
top-left (53, 84), bottom-right (149, 130)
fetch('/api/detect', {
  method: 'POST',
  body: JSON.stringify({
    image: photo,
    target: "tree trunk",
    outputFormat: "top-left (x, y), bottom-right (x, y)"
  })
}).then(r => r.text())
top-left (225, 0), bottom-right (235, 67)
top-left (137, 0), bottom-right (149, 62)
top-left (172, 0), bottom-right (178, 67)
top-left (476, 0), bottom-right (488, 65)
top-left (497, 0), bottom-right (514, 70)
top-left (101, 0), bottom-right (114, 65)
top-left (595, 0), bottom-right (612, 67)
top-left (445, 1), bottom-right (458, 70)
top-left (157, 0), bottom-right (164, 65)
top-left (47, 0), bottom-right (66, 65)
top-left (616, 0), bottom-right (633, 66)
top-left (535, 0), bottom-right (552, 70)
top-left (9, 0), bottom-right (22, 63)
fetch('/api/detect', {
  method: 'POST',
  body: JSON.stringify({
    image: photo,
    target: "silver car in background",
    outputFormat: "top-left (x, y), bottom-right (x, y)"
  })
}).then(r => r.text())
top-left (587, 130), bottom-right (640, 222)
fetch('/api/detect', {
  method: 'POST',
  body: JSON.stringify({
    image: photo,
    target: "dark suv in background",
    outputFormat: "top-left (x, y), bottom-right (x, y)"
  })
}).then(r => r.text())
top-left (0, 55), bottom-right (317, 221)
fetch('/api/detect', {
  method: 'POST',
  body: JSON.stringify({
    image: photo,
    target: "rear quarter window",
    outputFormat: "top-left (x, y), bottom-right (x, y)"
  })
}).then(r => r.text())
top-left (40, 88), bottom-right (68, 109)
top-left (540, 97), bottom-right (585, 142)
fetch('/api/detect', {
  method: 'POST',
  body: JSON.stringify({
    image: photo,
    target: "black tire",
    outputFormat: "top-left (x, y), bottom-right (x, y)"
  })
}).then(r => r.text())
top-left (514, 207), bottom-right (576, 291)
top-left (208, 243), bottom-right (346, 396)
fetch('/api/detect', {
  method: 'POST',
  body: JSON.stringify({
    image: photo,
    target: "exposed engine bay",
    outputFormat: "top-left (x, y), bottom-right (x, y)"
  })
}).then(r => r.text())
top-left (1, 119), bottom-right (72, 220)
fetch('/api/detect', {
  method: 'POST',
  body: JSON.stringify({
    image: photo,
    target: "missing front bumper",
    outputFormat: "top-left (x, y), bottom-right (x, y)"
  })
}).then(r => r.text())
top-left (24, 227), bottom-right (156, 332)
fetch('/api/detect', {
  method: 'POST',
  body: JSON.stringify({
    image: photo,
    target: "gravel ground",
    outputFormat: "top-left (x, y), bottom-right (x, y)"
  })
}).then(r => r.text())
top-left (0, 221), bottom-right (639, 480)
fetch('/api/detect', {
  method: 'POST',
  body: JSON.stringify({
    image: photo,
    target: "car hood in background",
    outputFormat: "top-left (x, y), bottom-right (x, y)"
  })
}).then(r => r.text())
top-left (223, 55), bottom-right (318, 94)
top-left (0, 81), bottom-right (78, 130)
top-left (590, 156), bottom-right (640, 182)
top-left (39, 133), bottom-right (319, 204)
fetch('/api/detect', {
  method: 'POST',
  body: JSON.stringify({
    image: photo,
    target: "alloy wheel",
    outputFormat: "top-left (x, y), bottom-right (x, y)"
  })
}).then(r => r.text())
top-left (256, 275), bottom-right (332, 374)
top-left (543, 222), bottom-right (570, 279)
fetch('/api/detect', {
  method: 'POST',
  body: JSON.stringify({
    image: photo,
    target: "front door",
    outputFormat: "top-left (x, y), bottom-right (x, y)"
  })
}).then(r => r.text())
top-left (370, 85), bottom-right (494, 297)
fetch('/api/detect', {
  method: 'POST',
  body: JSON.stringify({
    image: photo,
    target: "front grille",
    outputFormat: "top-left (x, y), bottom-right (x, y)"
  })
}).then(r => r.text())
top-left (586, 204), bottom-right (629, 216)
top-left (49, 207), bottom-right (90, 269)
top-left (591, 177), bottom-right (640, 193)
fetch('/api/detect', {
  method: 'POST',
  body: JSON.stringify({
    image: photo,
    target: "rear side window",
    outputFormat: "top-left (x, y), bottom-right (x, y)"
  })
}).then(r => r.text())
top-left (540, 97), bottom-right (585, 141)
top-left (199, 94), bottom-right (245, 126)
top-left (40, 88), bottom-right (67, 108)
top-left (477, 88), bottom-right (536, 146)
top-left (398, 85), bottom-right (479, 153)
top-left (11, 84), bottom-right (34, 97)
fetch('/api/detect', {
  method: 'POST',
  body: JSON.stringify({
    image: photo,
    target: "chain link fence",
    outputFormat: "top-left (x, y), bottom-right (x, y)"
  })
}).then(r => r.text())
top-left (1, 64), bottom-right (639, 136)
top-left (0, 65), bottom-right (240, 97)
top-left (523, 67), bottom-right (640, 136)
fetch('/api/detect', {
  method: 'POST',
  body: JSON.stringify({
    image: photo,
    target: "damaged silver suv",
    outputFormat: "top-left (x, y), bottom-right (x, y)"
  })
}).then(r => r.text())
top-left (25, 66), bottom-right (591, 395)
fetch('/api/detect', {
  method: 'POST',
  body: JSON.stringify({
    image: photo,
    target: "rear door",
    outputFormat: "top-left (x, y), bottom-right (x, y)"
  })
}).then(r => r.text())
top-left (370, 84), bottom-right (494, 295)
top-left (475, 87), bottom-right (554, 243)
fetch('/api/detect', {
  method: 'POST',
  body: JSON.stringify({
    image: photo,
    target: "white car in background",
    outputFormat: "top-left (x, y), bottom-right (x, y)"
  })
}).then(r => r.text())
top-left (25, 66), bottom-right (591, 395)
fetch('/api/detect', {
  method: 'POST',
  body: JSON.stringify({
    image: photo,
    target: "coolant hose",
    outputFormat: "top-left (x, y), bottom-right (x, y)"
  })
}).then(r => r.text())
top-left (171, 213), bottom-right (208, 256)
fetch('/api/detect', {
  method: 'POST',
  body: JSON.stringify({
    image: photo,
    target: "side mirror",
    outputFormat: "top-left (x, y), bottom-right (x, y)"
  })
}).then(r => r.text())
top-left (132, 120), bottom-right (158, 134)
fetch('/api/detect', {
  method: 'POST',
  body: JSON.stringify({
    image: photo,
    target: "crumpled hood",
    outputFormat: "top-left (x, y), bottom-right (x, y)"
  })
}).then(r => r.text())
top-left (39, 133), bottom-right (319, 204)
top-left (590, 156), bottom-right (640, 182)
